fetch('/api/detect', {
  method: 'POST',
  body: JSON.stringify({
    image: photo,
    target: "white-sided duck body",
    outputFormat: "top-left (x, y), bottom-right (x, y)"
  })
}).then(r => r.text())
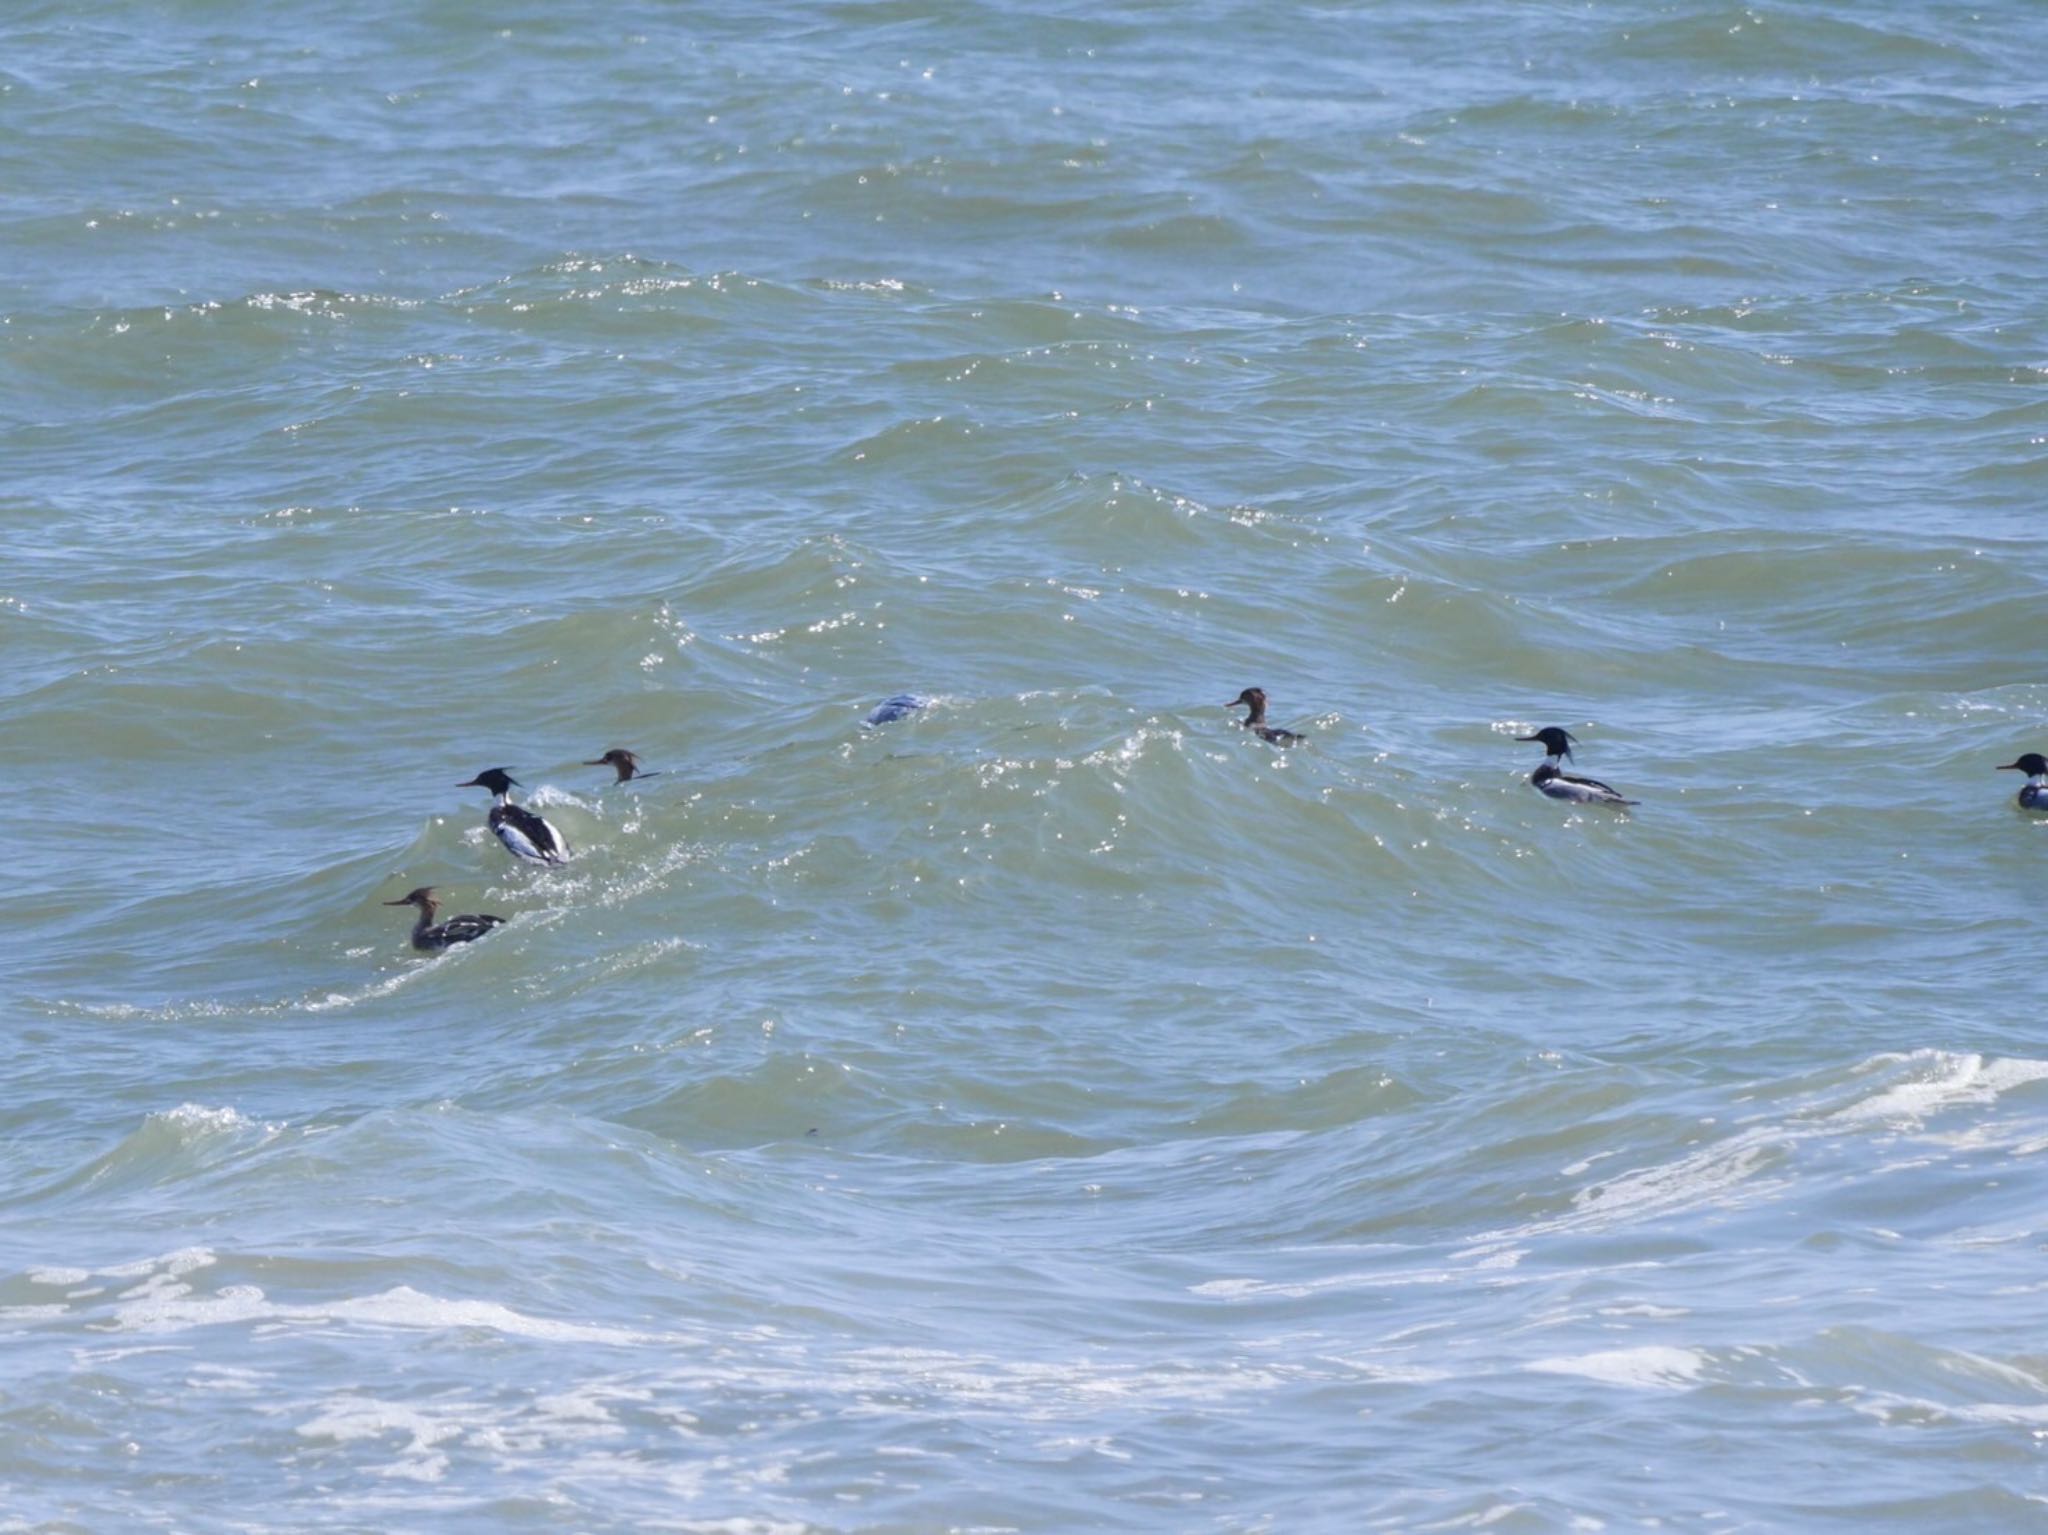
top-left (1517, 726), bottom-right (1637, 807)
top-left (1530, 760), bottom-right (1638, 806)
top-left (458, 768), bottom-right (569, 864)
top-left (384, 887), bottom-right (507, 952)
top-left (1998, 753), bottom-right (2048, 811)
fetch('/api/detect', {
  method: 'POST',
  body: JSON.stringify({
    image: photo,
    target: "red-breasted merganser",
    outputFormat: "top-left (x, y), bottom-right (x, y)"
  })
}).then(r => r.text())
top-left (1227, 687), bottom-right (1304, 745)
top-left (1517, 726), bottom-right (1637, 806)
top-left (457, 768), bottom-right (569, 864)
top-left (384, 887), bottom-right (506, 951)
top-left (585, 748), bottom-right (658, 783)
top-left (1998, 752), bottom-right (2048, 811)
top-left (864, 693), bottom-right (929, 727)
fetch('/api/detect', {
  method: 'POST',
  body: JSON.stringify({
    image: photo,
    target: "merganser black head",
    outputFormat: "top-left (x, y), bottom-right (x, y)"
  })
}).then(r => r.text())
top-left (458, 768), bottom-right (519, 796)
top-left (1998, 753), bottom-right (2048, 776)
top-left (384, 886), bottom-right (439, 911)
top-left (584, 748), bottom-right (655, 782)
top-left (1227, 687), bottom-right (1269, 721)
top-left (1517, 726), bottom-right (1576, 760)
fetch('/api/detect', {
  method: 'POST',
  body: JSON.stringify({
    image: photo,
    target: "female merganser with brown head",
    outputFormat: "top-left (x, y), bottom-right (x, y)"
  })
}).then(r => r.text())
top-left (1227, 687), bottom-right (1303, 745)
top-left (585, 748), bottom-right (658, 783)
top-left (384, 887), bottom-right (505, 951)
top-left (457, 768), bottom-right (568, 864)
top-left (1516, 726), bottom-right (1637, 806)
top-left (1997, 752), bottom-right (2048, 811)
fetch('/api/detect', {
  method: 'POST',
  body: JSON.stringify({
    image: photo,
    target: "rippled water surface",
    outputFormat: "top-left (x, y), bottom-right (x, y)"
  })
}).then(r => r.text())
top-left (6, 1), bottom-right (2048, 1529)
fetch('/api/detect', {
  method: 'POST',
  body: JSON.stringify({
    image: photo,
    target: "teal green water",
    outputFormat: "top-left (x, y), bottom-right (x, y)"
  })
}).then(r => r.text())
top-left (6, 2), bottom-right (2048, 1529)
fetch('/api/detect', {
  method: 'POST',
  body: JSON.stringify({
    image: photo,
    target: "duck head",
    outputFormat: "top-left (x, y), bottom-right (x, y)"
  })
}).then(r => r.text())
top-left (1517, 726), bottom-right (1576, 760)
top-left (584, 748), bottom-right (651, 782)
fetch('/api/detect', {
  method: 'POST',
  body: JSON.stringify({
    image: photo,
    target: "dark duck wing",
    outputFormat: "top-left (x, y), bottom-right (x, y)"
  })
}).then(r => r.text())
top-left (423, 913), bottom-right (506, 949)
top-left (490, 802), bottom-right (568, 863)
top-left (1255, 724), bottom-right (1303, 745)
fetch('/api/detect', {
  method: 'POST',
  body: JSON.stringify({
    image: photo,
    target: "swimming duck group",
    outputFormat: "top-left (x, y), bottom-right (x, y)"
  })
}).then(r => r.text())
top-left (388, 696), bottom-right (2048, 952)
top-left (386, 748), bottom-right (656, 950)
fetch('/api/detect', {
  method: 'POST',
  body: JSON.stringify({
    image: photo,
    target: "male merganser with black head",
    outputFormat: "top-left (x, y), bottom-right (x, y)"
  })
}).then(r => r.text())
top-left (384, 887), bottom-right (505, 952)
top-left (1227, 687), bottom-right (1303, 745)
top-left (1518, 725), bottom-right (1577, 761)
top-left (585, 748), bottom-right (658, 783)
top-left (457, 768), bottom-right (569, 864)
top-left (1516, 726), bottom-right (1637, 806)
top-left (1997, 752), bottom-right (2048, 811)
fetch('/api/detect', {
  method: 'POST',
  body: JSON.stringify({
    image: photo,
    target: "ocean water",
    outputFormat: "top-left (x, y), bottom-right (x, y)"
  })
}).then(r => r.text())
top-left (5, 0), bottom-right (2048, 1528)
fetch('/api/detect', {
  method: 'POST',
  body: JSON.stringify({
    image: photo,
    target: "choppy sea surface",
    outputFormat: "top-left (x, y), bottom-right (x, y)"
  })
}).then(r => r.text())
top-left (6, 1), bottom-right (2048, 1528)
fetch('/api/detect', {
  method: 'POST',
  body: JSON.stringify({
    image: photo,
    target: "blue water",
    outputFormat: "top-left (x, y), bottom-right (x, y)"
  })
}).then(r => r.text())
top-left (6, 2), bottom-right (2048, 1528)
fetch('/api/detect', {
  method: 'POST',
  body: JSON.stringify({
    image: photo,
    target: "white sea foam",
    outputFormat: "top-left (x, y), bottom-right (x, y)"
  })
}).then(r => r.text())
top-left (1831, 1050), bottom-right (2048, 1128)
top-left (1191, 1265), bottom-right (1465, 1301)
top-left (150, 1103), bottom-right (258, 1134)
top-left (0, 1305), bottom-right (70, 1322)
top-left (1528, 1346), bottom-right (1709, 1390)
top-left (42, 962), bottom-right (430, 1021)
top-left (297, 1398), bottom-right (462, 1482)
top-left (1850, 1390), bottom-right (2048, 1430)
top-left (1563, 1126), bottom-right (1789, 1227)
top-left (100, 1247), bottom-right (216, 1282)
top-left (109, 1281), bottom-right (659, 1344)
top-left (1468, 1049), bottom-right (2048, 1256)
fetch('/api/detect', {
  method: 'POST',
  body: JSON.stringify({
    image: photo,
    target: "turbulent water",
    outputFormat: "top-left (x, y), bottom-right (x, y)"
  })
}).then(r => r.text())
top-left (6, 1), bottom-right (2048, 1528)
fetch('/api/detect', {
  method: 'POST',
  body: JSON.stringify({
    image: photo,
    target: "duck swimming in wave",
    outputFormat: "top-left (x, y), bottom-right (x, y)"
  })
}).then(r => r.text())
top-left (384, 887), bottom-right (505, 952)
top-left (1516, 726), bottom-right (1637, 807)
top-left (585, 748), bottom-right (657, 783)
top-left (458, 768), bottom-right (569, 864)
top-left (1998, 752), bottom-right (2048, 811)
top-left (864, 693), bottom-right (929, 727)
top-left (1227, 687), bottom-right (1303, 745)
